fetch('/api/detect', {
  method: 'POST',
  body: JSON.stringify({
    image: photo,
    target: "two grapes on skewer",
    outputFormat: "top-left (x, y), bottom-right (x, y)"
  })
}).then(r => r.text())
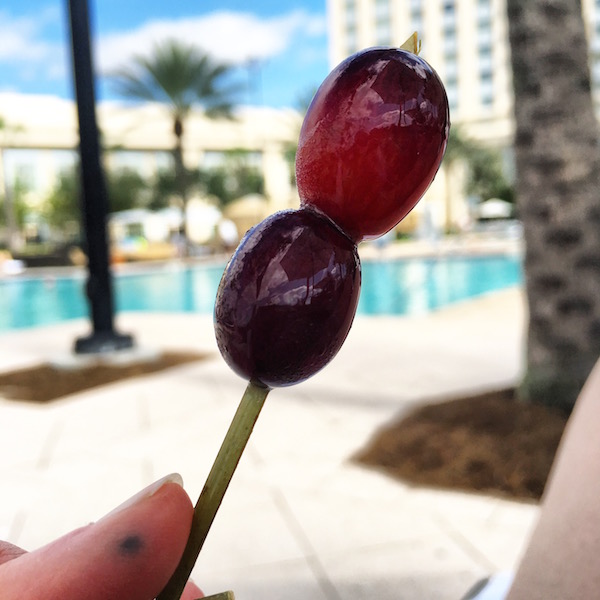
top-left (159, 39), bottom-right (450, 600)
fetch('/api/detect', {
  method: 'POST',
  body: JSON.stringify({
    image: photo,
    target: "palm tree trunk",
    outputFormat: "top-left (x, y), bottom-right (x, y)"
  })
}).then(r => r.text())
top-left (173, 117), bottom-right (190, 257)
top-left (0, 149), bottom-right (19, 254)
top-left (444, 163), bottom-right (453, 234)
top-left (507, 0), bottom-right (600, 411)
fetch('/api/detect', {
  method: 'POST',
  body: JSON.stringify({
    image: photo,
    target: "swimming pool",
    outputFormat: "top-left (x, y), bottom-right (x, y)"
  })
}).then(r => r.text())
top-left (0, 254), bottom-right (523, 332)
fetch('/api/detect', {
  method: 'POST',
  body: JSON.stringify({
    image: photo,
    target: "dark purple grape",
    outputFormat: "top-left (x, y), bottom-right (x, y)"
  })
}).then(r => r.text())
top-left (214, 208), bottom-right (361, 388)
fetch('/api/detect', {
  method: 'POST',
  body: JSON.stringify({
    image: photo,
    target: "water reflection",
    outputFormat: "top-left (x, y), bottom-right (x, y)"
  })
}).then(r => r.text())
top-left (357, 255), bottom-right (522, 315)
top-left (0, 255), bottom-right (522, 331)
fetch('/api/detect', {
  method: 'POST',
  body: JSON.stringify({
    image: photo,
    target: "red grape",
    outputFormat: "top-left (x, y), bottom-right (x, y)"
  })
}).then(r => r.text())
top-left (296, 47), bottom-right (450, 242)
top-left (214, 208), bottom-right (361, 388)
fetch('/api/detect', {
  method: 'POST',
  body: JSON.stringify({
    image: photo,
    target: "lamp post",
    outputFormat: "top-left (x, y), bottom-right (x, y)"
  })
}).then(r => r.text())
top-left (67, 0), bottom-right (133, 354)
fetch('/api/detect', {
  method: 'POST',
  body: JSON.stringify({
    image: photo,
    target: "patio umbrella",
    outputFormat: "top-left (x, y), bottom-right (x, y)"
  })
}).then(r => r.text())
top-left (477, 198), bottom-right (515, 220)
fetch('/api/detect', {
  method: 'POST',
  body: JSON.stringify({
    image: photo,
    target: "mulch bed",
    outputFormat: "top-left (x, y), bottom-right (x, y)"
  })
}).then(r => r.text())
top-left (353, 388), bottom-right (570, 501)
top-left (0, 350), bottom-right (209, 403)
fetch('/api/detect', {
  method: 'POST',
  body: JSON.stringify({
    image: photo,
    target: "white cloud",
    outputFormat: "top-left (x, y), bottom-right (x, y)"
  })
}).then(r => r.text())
top-left (97, 9), bottom-right (327, 74)
top-left (0, 7), bottom-right (66, 87)
top-left (0, 7), bottom-right (326, 100)
top-left (0, 9), bottom-right (59, 63)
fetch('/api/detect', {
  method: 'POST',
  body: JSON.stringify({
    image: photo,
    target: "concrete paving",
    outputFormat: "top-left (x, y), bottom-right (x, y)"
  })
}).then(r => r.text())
top-left (0, 286), bottom-right (537, 599)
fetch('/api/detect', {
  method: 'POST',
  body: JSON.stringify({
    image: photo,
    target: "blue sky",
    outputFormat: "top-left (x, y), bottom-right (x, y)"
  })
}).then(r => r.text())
top-left (0, 1), bottom-right (330, 109)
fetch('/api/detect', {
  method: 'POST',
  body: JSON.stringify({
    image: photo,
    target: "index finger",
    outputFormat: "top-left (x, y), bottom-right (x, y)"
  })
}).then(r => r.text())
top-left (0, 476), bottom-right (193, 600)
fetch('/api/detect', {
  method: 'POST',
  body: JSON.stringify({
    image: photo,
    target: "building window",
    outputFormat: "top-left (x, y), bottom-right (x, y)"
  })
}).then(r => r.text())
top-left (51, 150), bottom-right (78, 175)
top-left (375, 0), bottom-right (389, 19)
top-left (480, 72), bottom-right (494, 105)
top-left (344, 0), bottom-right (358, 54)
top-left (445, 61), bottom-right (458, 79)
top-left (445, 74), bottom-right (458, 89)
top-left (477, 1), bottom-right (490, 19)
top-left (346, 27), bottom-right (358, 54)
top-left (443, 31), bottom-right (457, 54)
top-left (476, 0), bottom-right (492, 21)
top-left (375, 21), bottom-right (392, 45)
top-left (477, 12), bottom-right (491, 29)
top-left (443, 0), bottom-right (455, 13)
top-left (111, 151), bottom-right (152, 175)
top-left (203, 151), bottom-right (228, 169)
top-left (410, 0), bottom-right (423, 42)
top-left (477, 0), bottom-right (493, 58)
top-left (345, 0), bottom-right (357, 27)
top-left (154, 152), bottom-right (173, 171)
top-left (477, 26), bottom-right (493, 48)
top-left (442, 10), bottom-right (456, 28)
top-left (478, 34), bottom-right (493, 73)
top-left (446, 84), bottom-right (459, 111)
top-left (478, 0), bottom-right (494, 110)
top-left (374, 0), bottom-right (391, 45)
top-left (4, 149), bottom-right (43, 191)
top-left (411, 14), bottom-right (423, 37)
top-left (444, 48), bottom-right (458, 62)
top-left (478, 51), bottom-right (493, 72)
top-left (202, 150), bottom-right (262, 170)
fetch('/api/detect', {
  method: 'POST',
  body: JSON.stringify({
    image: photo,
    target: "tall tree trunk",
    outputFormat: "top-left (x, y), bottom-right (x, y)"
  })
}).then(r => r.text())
top-left (0, 149), bottom-right (19, 254)
top-left (173, 116), bottom-right (190, 256)
top-left (507, 0), bottom-right (600, 411)
top-left (444, 163), bottom-right (454, 234)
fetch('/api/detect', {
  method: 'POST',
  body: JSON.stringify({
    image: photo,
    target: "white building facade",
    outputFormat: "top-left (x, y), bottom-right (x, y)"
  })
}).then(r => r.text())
top-left (327, 0), bottom-right (600, 232)
top-left (328, 0), bottom-right (600, 140)
top-left (0, 92), bottom-right (301, 229)
top-left (327, 0), bottom-right (513, 145)
top-left (327, 0), bottom-right (515, 231)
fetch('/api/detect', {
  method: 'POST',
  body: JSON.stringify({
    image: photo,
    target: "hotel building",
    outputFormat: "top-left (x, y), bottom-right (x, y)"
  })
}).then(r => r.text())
top-left (326, 0), bottom-right (600, 230)
top-left (328, 0), bottom-right (600, 141)
top-left (0, 94), bottom-right (300, 247)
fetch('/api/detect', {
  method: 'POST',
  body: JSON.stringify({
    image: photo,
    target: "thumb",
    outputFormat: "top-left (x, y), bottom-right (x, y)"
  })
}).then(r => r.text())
top-left (0, 474), bottom-right (198, 600)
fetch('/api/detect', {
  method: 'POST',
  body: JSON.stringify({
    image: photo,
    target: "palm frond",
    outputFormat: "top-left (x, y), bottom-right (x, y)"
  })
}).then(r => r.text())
top-left (109, 39), bottom-right (239, 118)
top-left (111, 67), bottom-right (171, 105)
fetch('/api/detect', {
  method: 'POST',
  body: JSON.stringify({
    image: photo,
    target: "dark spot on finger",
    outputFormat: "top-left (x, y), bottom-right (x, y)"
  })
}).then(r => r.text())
top-left (118, 534), bottom-right (144, 556)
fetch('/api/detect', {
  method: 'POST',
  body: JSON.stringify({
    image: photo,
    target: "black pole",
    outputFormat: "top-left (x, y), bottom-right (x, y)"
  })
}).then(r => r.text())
top-left (67, 0), bottom-right (133, 354)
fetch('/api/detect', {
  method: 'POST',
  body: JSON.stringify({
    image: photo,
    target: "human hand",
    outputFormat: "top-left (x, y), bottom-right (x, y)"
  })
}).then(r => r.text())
top-left (0, 473), bottom-right (204, 599)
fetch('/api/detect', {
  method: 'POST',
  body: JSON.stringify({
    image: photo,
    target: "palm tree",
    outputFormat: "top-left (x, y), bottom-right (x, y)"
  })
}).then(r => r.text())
top-left (442, 128), bottom-right (513, 232)
top-left (506, 0), bottom-right (600, 411)
top-left (111, 40), bottom-right (238, 251)
top-left (0, 115), bottom-right (21, 253)
top-left (283, 86), bottom-right (317, 187)
top-left (441, 127), bottom-right (478, 232)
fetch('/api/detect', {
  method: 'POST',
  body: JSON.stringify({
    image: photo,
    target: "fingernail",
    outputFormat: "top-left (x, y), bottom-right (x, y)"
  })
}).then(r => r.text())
top-left (101, 473), bottom-right (183, 521)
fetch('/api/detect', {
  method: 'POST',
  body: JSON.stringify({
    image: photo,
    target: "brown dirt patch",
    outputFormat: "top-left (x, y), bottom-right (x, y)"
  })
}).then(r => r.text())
top-left (0, 350), bottom-right (209, 403)
top-left (353, 388), bottom-right (569, 501)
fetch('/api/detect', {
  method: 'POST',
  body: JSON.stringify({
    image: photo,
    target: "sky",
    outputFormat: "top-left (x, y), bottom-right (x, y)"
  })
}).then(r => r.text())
top-left (0, 0), bottom-right (330, 109)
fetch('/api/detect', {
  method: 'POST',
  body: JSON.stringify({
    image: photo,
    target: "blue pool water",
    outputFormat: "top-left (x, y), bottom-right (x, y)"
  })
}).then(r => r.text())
top-left (0, 254), bottom-right (522, 332)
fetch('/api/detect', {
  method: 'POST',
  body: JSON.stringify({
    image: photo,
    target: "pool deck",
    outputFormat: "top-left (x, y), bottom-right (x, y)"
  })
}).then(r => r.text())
top-left (0, 284), bottom-right (536, 600)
